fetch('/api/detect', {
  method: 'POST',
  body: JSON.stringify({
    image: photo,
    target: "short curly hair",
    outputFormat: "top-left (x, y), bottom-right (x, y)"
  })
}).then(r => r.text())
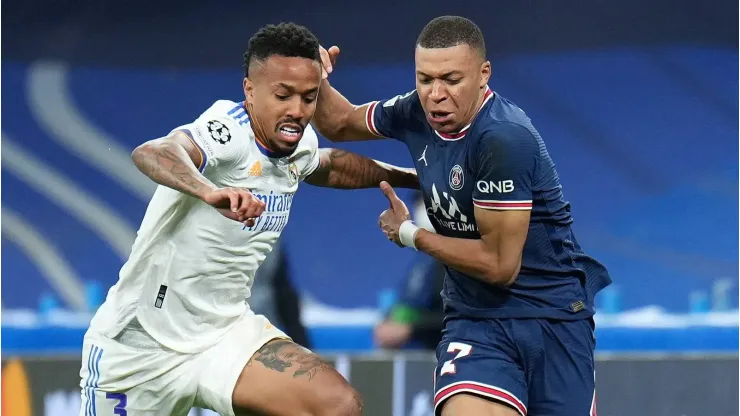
top-left (417, 16), bottom-right (486, 57)
top-left (243, 22), bottom-right (321, 77)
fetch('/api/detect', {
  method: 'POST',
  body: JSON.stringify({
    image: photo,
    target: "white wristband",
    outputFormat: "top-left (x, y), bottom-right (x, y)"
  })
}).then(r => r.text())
top-left (399, 220), bottom-right (421, 250)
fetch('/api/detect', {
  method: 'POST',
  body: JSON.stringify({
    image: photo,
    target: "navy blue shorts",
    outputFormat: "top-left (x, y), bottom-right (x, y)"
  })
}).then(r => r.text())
top-left (433, 318), bottom-right (597, 416)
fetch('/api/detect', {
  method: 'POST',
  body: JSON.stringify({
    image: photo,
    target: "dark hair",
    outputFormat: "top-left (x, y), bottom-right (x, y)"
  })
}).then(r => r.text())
top-left (416, 16), bottom-right (486, 56)
top-left (243, 22), bottom-right (321, 77)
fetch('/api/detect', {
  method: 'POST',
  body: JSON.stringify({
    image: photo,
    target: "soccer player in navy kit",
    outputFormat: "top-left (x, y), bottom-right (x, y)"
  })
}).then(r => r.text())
top-left (313, 16), bottom-right (612, 416)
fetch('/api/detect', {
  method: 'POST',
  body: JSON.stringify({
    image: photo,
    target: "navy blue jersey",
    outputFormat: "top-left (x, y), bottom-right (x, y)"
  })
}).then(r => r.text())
top-left (367, 88), bottom-right (611, 320)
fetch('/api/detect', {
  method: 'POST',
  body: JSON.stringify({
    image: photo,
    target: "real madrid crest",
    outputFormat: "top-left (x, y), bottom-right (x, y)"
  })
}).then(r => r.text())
top-left (288, 162), bottom-right (299, 186)
top-left (449, 164), bottom-right (464, 191)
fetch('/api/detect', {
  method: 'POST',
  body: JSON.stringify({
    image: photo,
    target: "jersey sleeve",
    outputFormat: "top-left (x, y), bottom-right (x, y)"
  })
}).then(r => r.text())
top-left (171, 116), bottom-right (245, 177)
top-left (364, 90), bottom-right (417, 140)
top-left (472, 124), bottom-right (538, 211)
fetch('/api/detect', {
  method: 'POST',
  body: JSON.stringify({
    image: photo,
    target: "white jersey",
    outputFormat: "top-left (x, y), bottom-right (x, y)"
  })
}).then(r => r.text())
top-left (88, 100), bottom-right (320, 354)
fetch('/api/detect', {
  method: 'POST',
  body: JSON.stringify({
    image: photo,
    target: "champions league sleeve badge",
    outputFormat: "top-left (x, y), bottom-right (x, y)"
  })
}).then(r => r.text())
top-left (207, 120), bottom-right (231, 144)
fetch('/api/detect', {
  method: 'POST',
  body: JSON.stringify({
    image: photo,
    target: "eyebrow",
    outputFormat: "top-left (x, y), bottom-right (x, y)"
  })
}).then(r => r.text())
top-left (416, 70), bottom-right (463, 78)
top-left (277, 83), bottom-right (319, 95)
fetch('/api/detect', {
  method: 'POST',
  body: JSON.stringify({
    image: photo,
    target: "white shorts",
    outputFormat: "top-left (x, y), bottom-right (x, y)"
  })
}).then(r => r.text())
top-left (78, 311), bottom-right (288, 416)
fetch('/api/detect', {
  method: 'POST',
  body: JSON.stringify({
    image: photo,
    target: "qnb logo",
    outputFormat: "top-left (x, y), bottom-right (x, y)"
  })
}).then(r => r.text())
top-left (476, 180), bottom-right (514, 194)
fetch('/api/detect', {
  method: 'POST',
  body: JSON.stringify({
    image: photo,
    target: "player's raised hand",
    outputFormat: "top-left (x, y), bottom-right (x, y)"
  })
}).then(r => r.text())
top-left (202, 187), bottom-right (266, 227)
top-left (319, 45), bottom-right (340, 79)
top-left (378, 181), bottom-right (411, 246)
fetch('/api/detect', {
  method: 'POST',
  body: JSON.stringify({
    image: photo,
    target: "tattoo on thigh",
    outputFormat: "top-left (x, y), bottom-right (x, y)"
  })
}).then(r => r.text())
top-left (250, 340), bottom-right (333, 381)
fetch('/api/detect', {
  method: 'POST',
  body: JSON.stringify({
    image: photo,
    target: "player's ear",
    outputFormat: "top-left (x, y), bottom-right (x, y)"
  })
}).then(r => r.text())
top-left (480, 61), bottom-right (492, 87)
top-left (243, 77), bottom-right (255, 102)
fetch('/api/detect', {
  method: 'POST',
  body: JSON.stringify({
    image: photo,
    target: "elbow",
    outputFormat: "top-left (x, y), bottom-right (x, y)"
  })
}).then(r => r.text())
top-left (131, 140), bottom-right (159, 170)
top-left (479, 257), bottom-right (520, 286)
top-left (131, 143), bottom-right (146, 166)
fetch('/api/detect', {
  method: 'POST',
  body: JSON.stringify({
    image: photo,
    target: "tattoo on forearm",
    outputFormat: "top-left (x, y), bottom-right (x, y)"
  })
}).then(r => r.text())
top-left (307, 148), bottom-right (416, 189)
top-left (249, 339), bottom-right (333, 381)
top-left (134, 143), bottom-right (207, 197)
top-left (328, 149), bottom-right (379, 188)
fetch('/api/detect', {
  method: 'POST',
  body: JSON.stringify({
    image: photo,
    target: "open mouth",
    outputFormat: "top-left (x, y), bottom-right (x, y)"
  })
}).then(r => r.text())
top-left (277, 124), bottom-right (303, 142)
top-left (429, 111), bottom-right (452, 123)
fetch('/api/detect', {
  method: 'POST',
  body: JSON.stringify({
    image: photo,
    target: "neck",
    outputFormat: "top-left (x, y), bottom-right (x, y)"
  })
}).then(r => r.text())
top-left (245, 102), bottom-right (275, 150)
top-left (458, 87), bottom-right (489, 130)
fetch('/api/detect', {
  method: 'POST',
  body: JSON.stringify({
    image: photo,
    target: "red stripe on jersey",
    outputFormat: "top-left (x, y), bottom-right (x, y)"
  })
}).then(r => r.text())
top-left (365, 101), bottom-right (381, 136)
top-left (434, 382), bottom-right (527, 416)
top-left (474, 200), bottom-right (533, 209)
top-left (436, 125), bottom-right (470, 140)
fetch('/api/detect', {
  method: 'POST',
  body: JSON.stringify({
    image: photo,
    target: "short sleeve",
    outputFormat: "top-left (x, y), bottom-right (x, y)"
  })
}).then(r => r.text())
top-left (364, 90), bottom-right (417, 140)
top-left (472, 124), bottom-right (538, 211)
top-left (172, 116), bottom-right (244, 176)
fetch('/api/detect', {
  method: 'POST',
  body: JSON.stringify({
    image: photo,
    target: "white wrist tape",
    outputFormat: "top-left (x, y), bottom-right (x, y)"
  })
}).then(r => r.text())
top-left (399, 220), bottom-right (421, 250)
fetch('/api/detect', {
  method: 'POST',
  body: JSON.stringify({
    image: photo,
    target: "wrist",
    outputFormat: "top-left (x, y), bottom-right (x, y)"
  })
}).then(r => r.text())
top-left (399, 220), bottom-right (421, 250)
top-left (194, 183), bottom-right (216, 202)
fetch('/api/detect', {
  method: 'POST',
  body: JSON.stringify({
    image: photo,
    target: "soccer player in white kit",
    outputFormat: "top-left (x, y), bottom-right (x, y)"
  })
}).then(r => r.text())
top-left (78, 23), bottom-right (418, 416)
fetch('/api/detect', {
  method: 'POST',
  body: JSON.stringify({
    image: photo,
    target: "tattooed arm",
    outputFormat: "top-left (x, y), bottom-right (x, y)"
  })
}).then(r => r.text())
top-left (131, 131), bottom-right (215, 199)
top-left (132, 131), bottom-right (265, 225)
top-left (304, 148), bottom-right (418, 190)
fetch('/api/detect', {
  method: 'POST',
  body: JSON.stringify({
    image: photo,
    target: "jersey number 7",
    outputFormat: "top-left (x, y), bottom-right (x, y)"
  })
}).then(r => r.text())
top-left (440, 342), bottom-right (473, 376)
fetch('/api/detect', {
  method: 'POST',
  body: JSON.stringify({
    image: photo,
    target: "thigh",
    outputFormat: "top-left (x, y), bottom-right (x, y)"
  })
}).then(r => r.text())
top-left (434, 320), bottom-right (528, 416)
top-left (527, 318), bottom-right (596, 416)
top-left (79, 331), bottom-right (195, 416)
top-left (196, 312), bottom-right (361, 416)
top-left (233, 339), bottom-right (360, 416)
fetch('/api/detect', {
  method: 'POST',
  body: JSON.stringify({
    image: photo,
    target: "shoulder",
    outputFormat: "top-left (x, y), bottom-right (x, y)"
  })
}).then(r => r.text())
top-left (477, 121), bottom-right (538, 153)
top-left (193, 100), bottom-right (248, 132)
top-left (371, 90), bottom-right (423, 119)
top-left (476, 95), bottom-right (540, 151)
top-left (198, 99), bottom-right (245, 119)
top-left (380, 90), bottom-right (420, 108)
top-left (177, 100), bottom-right (253, 168)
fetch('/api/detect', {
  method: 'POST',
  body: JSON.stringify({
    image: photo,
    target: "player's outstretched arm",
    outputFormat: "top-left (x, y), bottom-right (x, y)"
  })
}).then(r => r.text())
top-left (312, 79), bottom-right (383, 142)
top-left (132, 132), bottom-right (265, 225)
top-left (132, 131), bottom-right (216, 200)
top-left (304, 148), bottom-right (418, 190)
top-left (312, 45), bottom-right (378, 142)
top-left (314, 46), bottom-right (412, 142)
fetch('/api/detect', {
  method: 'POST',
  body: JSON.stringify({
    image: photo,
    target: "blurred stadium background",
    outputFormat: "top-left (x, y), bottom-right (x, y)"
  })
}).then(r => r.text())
top-left (1, 0), bottom-right (738, 415)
